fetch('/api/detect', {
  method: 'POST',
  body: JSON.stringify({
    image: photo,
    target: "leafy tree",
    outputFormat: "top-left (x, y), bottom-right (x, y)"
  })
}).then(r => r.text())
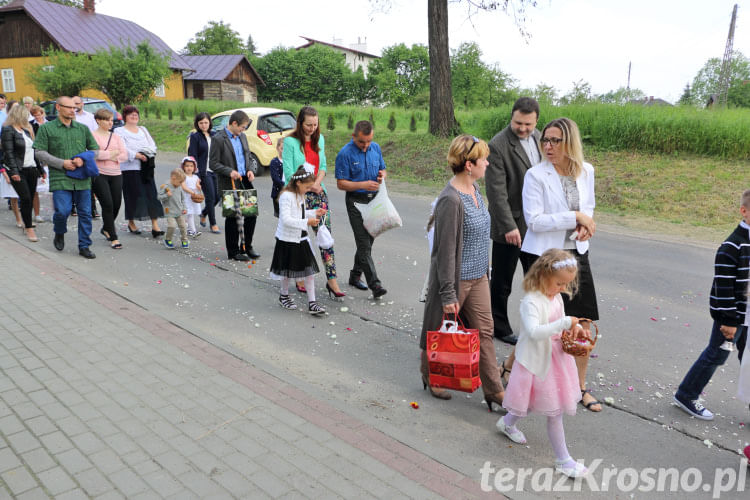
top-left (183, 21), bottom-right (245, 55)
top-left (528, 83), bottom-right (558, 107)
top-left (387, 112), bottom-right (396, 131)
top-left (688, 51), bottom-right (750, 107)
top-left (246, 34), bottom-right (258, 56)
top-left (410, 113), bottom-right (417, 132)
top-left (92, 41), bottom-right (172, 109)
top-left (327, 113), bottom-right (335, 131)
top-left (368, 43), bottom-right (429, 106)
top-left (450, 42), bottom-right (515, 108)
top-left (28, 48), bottom-right (95, 98)
top-left (559, 79), bottom-right (594, 105)
top-left (678, 83), bottom-right (692, 105)
top-left (598, 86), bottom-right (645, 105)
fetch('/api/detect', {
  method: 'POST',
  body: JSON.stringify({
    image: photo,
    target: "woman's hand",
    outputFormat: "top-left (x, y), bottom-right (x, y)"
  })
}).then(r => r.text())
top-left (135, 152), bottom-right (147, 162)
top-left (109, 150), bottom-right (120, 161)
top-left (575, 211), bottom-right (596, 237)
top-left (442, 302), bottom-right (459, 316)
top-left (307, 217), bottom-right (320, 227)
top-left (10, 174), bottom-right (20, 182)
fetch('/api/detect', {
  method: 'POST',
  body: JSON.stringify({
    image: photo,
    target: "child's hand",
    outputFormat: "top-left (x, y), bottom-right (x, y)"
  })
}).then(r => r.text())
top-left (569, 316), bottom-right (580, 330)
top-left (315, 208), bottom-right (327, 217)
top-left (307, 217), bottom-right (320, 227)
top-left (182, 210), bottom-right (187, 215)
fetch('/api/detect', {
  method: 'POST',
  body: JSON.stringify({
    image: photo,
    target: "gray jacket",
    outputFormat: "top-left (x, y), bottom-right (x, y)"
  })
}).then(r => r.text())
top-left (485, 125), bottom-right (541, 241)
top-left (157, 183), bottom-right (186, 218)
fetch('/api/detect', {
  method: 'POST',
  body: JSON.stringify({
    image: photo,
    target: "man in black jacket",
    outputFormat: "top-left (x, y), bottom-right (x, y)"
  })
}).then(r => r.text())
top-left (209, 110), bottom-right (259, 261)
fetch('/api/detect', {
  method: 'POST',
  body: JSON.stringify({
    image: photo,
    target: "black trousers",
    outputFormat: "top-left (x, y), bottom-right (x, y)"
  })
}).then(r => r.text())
top-left (345, 192), bottom-right (380, 287)
top-left (224, 177), bottom-right (256, 258)
top-left (199, 171), bottom-right (220, 226)
top-left (9, 167), bottom-right (38, 229)
top-left (92, 174), bottom-right (123, 240)
top-left (490, 241), bottom-right (533, 337)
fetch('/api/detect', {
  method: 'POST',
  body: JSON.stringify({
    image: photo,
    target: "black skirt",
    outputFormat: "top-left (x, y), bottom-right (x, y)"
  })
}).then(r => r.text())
top-left (270, 238), bottom-right (320, 279)
top-left (122, 170), bottom-right (164, 221)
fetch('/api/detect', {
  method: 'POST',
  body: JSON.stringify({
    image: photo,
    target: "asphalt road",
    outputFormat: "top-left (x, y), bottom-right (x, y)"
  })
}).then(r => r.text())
top-left (6, 152), bottom-right (748, 499)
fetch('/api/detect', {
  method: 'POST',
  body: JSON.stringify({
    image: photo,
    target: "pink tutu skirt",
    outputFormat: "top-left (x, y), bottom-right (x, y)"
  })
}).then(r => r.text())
top-left (502, 335), bottom-right (581, 417)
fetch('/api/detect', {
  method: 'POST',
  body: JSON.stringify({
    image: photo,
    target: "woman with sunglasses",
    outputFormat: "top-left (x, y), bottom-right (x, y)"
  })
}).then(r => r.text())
top-left (419, 134), bottom-right (506, 410)
top-left (517, 117), bottom-right (601, 412)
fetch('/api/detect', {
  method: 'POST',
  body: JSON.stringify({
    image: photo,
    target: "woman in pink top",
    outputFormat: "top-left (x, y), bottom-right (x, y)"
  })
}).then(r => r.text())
top-left (91, 108), bottom-right (127, 249)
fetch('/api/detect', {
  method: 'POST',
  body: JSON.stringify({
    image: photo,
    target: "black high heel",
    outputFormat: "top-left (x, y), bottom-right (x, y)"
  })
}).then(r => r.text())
top-left (127, 224), bottom-right (141, 235)
top-left (152, 229), bottom-right (165, 238)
top-left (100, 228), bottom-right (112, 241)
top-left (484, 392), bottom-right (504, 413)
top-left (326, 283), bottom-right (346, 299)
top-left (421, 376), bottom-right (452, 400)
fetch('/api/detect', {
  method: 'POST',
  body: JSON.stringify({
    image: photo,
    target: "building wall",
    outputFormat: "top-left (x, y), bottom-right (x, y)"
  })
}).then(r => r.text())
top-left (319, 46), bottom-right (376, 77)
top-left (220, 82), bottom-right (257, 103)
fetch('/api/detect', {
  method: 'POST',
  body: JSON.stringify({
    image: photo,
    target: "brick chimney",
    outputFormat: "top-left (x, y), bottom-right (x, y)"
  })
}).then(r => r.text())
top-left (83, 0), bottom-right (95, 13)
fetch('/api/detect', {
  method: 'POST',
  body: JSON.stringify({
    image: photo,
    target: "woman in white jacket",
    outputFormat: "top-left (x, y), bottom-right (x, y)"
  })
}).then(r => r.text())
top-left (517, 117), bottom-right (601, 412)
top-left (269, 165), bottom-right (327, 315)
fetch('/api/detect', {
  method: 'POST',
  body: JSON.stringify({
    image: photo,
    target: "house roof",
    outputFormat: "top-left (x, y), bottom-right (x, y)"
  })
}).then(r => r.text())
top-left (181, 55), bottom-right (264, 86)
top-left (296, 36), bottom-right (380, 59)
top-left (0, 0), bottom-right (191, 70)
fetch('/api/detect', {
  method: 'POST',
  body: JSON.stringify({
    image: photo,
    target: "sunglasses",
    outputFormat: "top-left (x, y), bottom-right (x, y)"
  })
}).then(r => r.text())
top-left (466, 135), bottom-right (480, 157)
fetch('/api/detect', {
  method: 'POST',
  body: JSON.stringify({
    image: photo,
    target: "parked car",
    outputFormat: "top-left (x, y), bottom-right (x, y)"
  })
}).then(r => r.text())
top-left (187, 107), bottom-right (297, 175)
top-left (40, 98), bottom-right (124, 129)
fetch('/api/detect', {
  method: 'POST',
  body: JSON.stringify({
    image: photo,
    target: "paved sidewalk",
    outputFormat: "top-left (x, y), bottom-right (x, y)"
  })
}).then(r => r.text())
top-left (0, 233), bottom-right (499, 499)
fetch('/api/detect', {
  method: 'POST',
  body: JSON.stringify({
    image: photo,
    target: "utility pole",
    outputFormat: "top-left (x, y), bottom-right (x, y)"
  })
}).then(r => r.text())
top-left (627, 61), bottom-right (631, 90)
top-left (718, 4), bottom-right (738, 107)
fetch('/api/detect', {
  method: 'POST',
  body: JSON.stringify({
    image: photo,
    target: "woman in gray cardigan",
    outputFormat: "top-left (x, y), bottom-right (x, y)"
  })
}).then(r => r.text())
top-left (420, 135), bottom-right (505, 409)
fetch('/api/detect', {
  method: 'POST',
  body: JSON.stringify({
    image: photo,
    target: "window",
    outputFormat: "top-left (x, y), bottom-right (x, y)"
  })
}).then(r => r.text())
top-left (211, 115), bottom-right (229, 132)
top-left (42, 65), bottom-right (54, 72)
top-left (154, 79), bottom-right (165, 98)
top-left (1, 69), bottom-right (15, 93)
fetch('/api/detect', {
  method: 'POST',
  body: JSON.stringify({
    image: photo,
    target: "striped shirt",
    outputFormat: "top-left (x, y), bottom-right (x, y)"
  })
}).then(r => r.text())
top-left (709, 220), bottom-right (750, 326)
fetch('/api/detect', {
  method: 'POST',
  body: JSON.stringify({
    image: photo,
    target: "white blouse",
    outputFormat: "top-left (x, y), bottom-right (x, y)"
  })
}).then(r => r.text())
top-left (115, 126), bottom-right (157, 172)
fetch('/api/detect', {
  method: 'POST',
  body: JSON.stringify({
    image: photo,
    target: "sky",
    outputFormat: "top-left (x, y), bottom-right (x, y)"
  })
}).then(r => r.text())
top-left (94, 0), bottom-right (750, 104)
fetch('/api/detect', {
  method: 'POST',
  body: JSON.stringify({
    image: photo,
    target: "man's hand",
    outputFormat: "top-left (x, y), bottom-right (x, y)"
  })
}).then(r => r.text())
top-left (505, 229), bottom-right (522, 247)
top-left (72, 157), bottom-right (84, 167)
top-left (62, 159), bottom-right (77, 171)
top-left (230, 170), bottom-right (241, 180)
top-left (720, 325), bottom-right (737, 340)
top-left (246, 171), bottom-right (254, 182)
top-left (362, 180), bottom-right (380, 191)
top-left (377, 170), bottom-right (387, 183)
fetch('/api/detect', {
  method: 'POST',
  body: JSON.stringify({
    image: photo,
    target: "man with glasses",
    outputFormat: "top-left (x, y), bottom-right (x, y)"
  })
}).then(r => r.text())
top-left (33, 96), bottom-right (99, 259)
top-left (209, 110), bottom-right (259, 261)
top-left (485, 97), bottom-right (542, 345)
top-left (335, 120), bottom-right (387, 298)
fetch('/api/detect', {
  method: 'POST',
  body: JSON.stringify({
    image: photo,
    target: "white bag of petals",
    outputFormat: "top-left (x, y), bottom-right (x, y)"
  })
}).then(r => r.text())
top-left (354, 181), bottom-right (402, 238)
top-left (316, 224), bottom-right (334, 249)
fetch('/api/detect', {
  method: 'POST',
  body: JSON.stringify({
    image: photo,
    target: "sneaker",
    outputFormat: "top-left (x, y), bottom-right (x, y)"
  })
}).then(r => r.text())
top-left (308, 301), bottom-right (326, 315)
top-left (279, 294), bottom-right (297, 310)
top-left (495, 417), bottom-right (527, 444)
top-left (555, 458), bottom-right (588, 478)
top-left (164, 239), bottom-right (174, 249)
top-left (673, 394), bottom-right (714, 420)
top-left (35, 215), bottom-right (44, 223)
top-left (187, 230), bottom-right (201, 238)
top-left (181, 240), bottom-right (189, 249)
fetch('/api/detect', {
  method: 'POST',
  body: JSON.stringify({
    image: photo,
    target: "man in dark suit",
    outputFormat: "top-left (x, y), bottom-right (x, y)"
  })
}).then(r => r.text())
top-left (486, 97), bottom-right (542, 345)
top-left (209, 110), bottom-right (259, 261)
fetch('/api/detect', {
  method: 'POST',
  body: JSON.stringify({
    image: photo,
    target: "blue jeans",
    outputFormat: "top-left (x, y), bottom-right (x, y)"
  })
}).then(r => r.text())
top-left (53, 189), bottom-right (92, 249)
top-left (676, 321), bottom-right (747, 402)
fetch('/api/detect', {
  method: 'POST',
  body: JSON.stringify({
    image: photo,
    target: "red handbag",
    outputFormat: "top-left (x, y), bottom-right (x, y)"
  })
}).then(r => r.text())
top-left (426, 315), bottom-right (482, 393)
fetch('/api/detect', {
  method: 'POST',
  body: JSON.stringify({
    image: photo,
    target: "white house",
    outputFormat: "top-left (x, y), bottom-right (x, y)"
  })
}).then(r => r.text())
top-left (296, 36), bottom-right (380, 77)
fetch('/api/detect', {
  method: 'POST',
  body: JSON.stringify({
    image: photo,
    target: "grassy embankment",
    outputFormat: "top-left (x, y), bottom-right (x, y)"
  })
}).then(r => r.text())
top-left (142, 101), bottom-right (750, 235)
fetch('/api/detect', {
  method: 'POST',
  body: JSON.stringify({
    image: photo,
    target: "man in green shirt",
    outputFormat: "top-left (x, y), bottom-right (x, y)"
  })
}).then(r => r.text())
top-left (34, 96), bottom-right (100, 259)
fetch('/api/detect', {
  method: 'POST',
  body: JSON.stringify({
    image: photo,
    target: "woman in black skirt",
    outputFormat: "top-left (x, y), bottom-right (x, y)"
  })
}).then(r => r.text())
top-left (114, 105), bottom-right (164, 238)
top-left (516, 117), bottom-right (602, 412)
top-left (270, 165), bottom-right (327, 315)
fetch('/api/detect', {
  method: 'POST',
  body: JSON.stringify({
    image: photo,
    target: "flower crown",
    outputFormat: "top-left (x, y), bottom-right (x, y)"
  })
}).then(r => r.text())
top-left (551, 257), bottom-right (577, 270)
top-left (291, 162), bottom-right (316, 181)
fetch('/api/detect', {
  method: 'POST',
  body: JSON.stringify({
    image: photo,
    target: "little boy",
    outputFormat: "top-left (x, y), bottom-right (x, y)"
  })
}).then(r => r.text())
top-left (269, 139), bottom-right (285, 218)
top-left (157, 168), bottom-right (189, 249)
top-left (674, 189), bottom-right (750, 420)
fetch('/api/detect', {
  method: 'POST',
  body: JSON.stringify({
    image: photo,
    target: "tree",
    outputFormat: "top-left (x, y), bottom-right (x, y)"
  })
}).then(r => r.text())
top-left (246, 34), bottom-right (258, 56)
top-left (28, 48), bottom-right (95, 98)
top-left (678, 83), bottom-right (692, 105)
top-left (559, 79), bottom-right (593, 105)
top-left (92, 41), bottom-right (172, 109)
top-left (183, 21), bottom-right (245, 55)
top-left (688, 51), bottom-right (750, 107)
top-left (450, 42), bottom-right (516, 108)
top-left (525, 83), bottom-right (558, 107)
top-left (597, 86), bottom-right (645, 105)
top-left (0, 0), bottom-right (82, 5)
top-left (368, 43), bottom-right (429, 106)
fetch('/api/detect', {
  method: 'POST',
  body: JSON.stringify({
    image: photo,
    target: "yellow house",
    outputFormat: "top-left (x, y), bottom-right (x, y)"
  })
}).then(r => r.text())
top-left (0, 0), bottom-right (190, 103)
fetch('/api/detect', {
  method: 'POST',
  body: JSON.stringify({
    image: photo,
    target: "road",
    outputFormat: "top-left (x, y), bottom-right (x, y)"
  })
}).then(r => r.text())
top-left (3, 151), bottom-right (747, 499)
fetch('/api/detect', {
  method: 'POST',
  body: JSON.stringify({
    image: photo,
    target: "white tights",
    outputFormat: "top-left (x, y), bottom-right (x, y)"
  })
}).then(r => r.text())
top-left (280, 276), bottom-right (316, 302)
top-left (186, 215), bottom-right (197, 233)
top-left (502, 413), bottom-right (575, 466)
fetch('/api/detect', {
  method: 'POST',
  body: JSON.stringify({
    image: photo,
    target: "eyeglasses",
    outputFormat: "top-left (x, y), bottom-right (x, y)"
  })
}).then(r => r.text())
top-left (58, 104), bottom-right (76, 110)
top-left (541, 137), bottom-right (563, 145)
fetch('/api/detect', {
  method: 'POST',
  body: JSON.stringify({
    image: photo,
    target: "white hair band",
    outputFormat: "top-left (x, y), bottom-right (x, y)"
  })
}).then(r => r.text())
top-left (552, 257), bottom-right (577, 270)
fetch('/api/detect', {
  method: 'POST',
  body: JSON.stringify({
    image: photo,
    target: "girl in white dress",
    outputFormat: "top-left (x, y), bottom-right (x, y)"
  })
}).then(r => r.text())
top-left (180, 156), bottom-right (202, 237)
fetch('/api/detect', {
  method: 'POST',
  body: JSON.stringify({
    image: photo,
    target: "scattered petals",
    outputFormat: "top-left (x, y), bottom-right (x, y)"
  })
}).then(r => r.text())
top-left (156, 280), bottom-right (162, 284)
top-left (340, 306), bottom-right (349, 312)
top-left (410, 401), bottom-right (419, 409)
top-left (604, 396), bottom-right (615, 405)
top-left (650, 317), bottom-right (658, 322)
top-left (704, 439), bottom-right (713, 448)
top-left (627, 386), bottom-right (634, 391)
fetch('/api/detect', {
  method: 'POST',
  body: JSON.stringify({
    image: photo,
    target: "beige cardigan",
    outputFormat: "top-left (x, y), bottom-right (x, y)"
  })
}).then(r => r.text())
top-left (515, 291), bottom-right (573, 380)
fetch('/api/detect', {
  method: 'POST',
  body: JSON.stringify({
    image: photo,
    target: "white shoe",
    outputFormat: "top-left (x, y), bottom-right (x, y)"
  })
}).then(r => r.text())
top-left (35, 215), bottom-right (44, 223)
top-left (496, 417), bottom-right (527, 444)
top-left (555, 458), bottom-right (588, 478)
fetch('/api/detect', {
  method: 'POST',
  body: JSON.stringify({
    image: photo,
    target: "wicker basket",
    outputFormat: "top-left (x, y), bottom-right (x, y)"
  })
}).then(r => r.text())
top-left (561, 319), bottom-right (598, 357)
top-left (190, 191), bottom-right (205, 203)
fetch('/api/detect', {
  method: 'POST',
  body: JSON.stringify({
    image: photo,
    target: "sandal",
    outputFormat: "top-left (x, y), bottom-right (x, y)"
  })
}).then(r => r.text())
top-left (580, 389), bottom-right (602, 412)
top-left (500, 360), bottom-right (512, 386)
top-left (110, 241), bottom-right (123, 249)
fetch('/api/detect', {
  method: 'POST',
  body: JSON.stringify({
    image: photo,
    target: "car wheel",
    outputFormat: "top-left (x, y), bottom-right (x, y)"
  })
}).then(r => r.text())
top-left (249, 153), bottom-right (262, 176)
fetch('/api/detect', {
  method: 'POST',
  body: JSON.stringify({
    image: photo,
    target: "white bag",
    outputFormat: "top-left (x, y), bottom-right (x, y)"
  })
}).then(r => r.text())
top-left (354, 181), bottom-right (402, 238)
top-left (36, 167), bottom-right (49, 194)
top-left (316, 224), bottom-right (334, 249)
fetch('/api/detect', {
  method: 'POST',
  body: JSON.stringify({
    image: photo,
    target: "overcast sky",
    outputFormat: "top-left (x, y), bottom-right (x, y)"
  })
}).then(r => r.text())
top-left (95, 0), bottom-right (749, 103)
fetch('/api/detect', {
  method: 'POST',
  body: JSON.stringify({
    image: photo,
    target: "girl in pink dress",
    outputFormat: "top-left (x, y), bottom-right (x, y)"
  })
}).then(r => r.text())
top-left (497, 248), bottom-right (590, 478)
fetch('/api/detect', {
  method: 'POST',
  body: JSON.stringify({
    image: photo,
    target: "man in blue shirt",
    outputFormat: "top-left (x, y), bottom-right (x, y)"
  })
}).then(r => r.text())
top-left (335, 121), bottom-right (387, 298)
top-left (209, 110), bottom-right (259, 261)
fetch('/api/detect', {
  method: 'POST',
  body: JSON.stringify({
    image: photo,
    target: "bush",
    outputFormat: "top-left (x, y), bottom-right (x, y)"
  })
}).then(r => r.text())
top-left (369, 110), bottom-right (375, 128)
top-left (327, 113), bottom-right (335, 131)
top-left (347, 111), bottom-right (354, 130)
top-left (144, 107), bottom-right (149, 118)
top-left (410, 113), bottom-right (417, 132)
top-left (387, 112), bottom-right (396, 132)
top-left (155, 107), bottom-right (161, 119)
top-left (180, 108), bottom-right (186, 121)
top-left (168, 108), bottom-right (173, 120)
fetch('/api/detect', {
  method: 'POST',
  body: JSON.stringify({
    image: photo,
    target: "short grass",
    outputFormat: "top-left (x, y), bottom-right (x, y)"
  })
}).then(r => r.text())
top-left (143, 117), bottom-right (744, 234)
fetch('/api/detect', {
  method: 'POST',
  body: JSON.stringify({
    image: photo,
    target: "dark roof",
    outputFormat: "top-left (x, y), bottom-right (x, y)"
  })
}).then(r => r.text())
top-left (182, 55), bottom-right (264, 86)
top-left (628, 96), bottom-right (673, 107)
top-left (296, 36), bottom-right (380, 59)
top-left (0, 0), bottom-right (191, 70)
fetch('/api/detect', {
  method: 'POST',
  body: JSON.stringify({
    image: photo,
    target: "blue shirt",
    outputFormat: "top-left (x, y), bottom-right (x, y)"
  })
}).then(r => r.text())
top-left (225, 127), bottom-right (246, 176)
top-left (0, 110), bottom-right (6, 126)
top-left (335, 139), bottom-right (386, 193)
